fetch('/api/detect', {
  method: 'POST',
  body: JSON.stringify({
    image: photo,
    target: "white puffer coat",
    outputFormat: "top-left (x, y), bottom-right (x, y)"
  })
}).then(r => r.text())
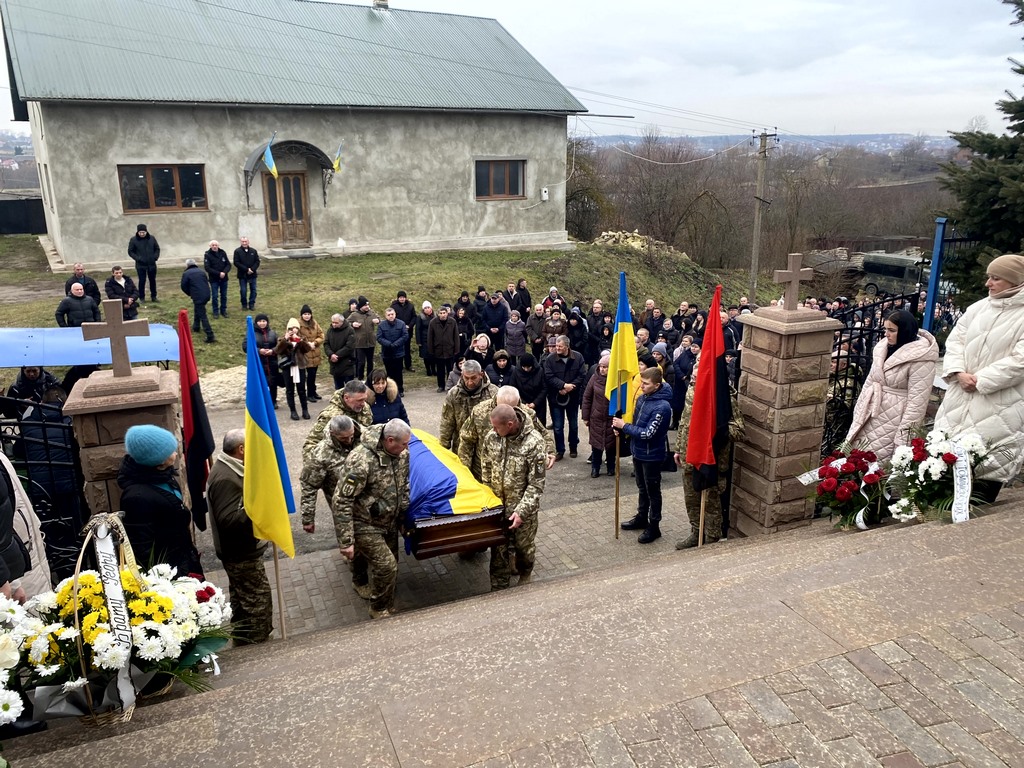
top-left (845, 330), bottom-right (939, 463)
top-left (935, 287), bottom-right (1024, 482)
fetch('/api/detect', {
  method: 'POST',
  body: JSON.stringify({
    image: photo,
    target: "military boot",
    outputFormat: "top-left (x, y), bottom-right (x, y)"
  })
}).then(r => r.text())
top-left (675, 533), bottom-right (699, 549)
top-left (638, 526), bottom-right (661, 544)
top-left (620, 514), bottom-right (648, 531)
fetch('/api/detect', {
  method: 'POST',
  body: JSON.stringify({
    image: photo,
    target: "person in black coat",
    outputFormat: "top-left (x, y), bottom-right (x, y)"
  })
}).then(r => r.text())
top-left (390, 291), bottom-right (418, 372)
top-left (3, 366), bottom-right (60, 417)
top-left (64, 263), bottom-right (101, 304)
top-left (203, 240), bottom-right (231, 318)
top-left (104, 265), bottom-right (140, 320)
top-left (367, 370), bottom-right (410, 425)
top-left (55, 283), bottom-right (101, 328)
top-left (542, 335), bottom-right (587, 458)
top-left (416, 302), bottom-right (437, 378)
top-left (118, 425), bottom-right (202, 577)
top-left (323, 313), bottom-right (356, 390)
top-left (127, 223), bottom-right (160, 302)
top-left (243, 314), bottom-right (282, 407)
top-left (485, 349), bottom-right (514, 387)
top-left (180, 259), bottom-right (215, 343)
top-left (0, 467), bottom-right (27, 602)
top-left (480, 292), bottom-right (510, 350)
top-left (512, 353), bottom-right (548, 431)
top-left (233, 237), bottom-right (260, 310)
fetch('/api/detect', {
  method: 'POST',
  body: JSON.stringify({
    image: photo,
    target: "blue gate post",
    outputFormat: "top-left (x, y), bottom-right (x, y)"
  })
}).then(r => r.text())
top-left (923, 217), bottom-right (948, 333)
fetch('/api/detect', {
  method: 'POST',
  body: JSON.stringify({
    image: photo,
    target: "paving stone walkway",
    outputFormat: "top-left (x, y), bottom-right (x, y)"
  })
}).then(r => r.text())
top-left (469, 605), bottom-right (1024, 768)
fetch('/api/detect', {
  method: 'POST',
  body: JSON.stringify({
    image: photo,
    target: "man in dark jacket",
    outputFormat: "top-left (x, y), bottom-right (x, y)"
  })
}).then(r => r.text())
top-left (511, 353), bottom-right (547, 427)
top-left (180, 259), bottom-right (215, 343)
top-left (612, 367), bottom-right (673, 544)
top-left (64, 263), bottom-right (101, 304)
top-left (390, 291), bottom-right (417, 372)
top-left (415, 302), bottom-right (436, 378)
top-left (203, 240), bottom-right (231, 318)
top-left (376, 307), bottom-right (408, 396)
top-left (55, 283), bottom-right (101, 327)
top-left (542, 335), bottom-right (587, 460)
top-left (127, 223), bottom-right (160, 302)
top-left (104, 265), bottom-right (140, 320)
top-left (206, 429), bottom-right (272, 644)
top-left (233, 236), bottom-right (260, 310)
top-left (427, 305), bottom-right (460, 392)
top-left (480, 291), bottom-right (510, 351)
top-left (323, 313), bottom-right (356, 390)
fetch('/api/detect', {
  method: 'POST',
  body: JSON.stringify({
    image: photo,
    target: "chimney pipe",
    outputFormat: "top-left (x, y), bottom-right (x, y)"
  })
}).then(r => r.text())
top-left (373, 0), bottom-right (388, 8)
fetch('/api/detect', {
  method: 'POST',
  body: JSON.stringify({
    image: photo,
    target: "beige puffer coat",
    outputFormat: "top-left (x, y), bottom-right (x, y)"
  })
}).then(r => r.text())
top-left (845, 330), bottom-right (939, 463)
top-left (935, 287), bottom-right (1024, 482)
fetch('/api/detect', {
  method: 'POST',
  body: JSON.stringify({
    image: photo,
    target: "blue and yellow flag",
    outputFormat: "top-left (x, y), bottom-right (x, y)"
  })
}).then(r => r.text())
top-left (605, 271), bottom-right (640, 422)
top-left (406, 429), bottom-right (501, 522)
top-left (332, 141), bottom-right (344, 173)
top-left (243, 316), bottom-right (295, 557)
top-left (263, 132), bottom-right (278, 179)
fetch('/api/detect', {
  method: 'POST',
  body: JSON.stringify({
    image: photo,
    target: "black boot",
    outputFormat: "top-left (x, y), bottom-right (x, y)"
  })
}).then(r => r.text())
top-left (287, 391), bottom-right (298, 420)
top-left (301, 407), bottom-right (311, 419)
top-left (591, 466), bottom-right (601, 478)
top-left (638, 526), bottom-right (662, 544)
top-left (620, 514), bottom-right (648, 531)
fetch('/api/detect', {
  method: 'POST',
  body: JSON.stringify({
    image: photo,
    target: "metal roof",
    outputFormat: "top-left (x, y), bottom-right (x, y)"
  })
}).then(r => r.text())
top-left (1, 0), bottom-right (587, 113)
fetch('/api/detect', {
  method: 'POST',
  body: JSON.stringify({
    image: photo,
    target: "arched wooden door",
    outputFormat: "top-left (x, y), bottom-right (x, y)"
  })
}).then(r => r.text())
top-left (263, 173), bottom-right (311, 247)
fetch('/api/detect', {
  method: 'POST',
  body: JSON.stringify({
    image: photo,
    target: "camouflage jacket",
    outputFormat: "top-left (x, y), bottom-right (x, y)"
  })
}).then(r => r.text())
top-left (438, 378), bottom-right (496, 453)
top-left (330, 433), bottom-right (410, 549)
top-left (458, 395), bottom-right (555, 481)
top-left (299, 422), bottom-right (378, 526)
top-left (674, 378), bottom-right (742, 459)
top-left (481, 406), bottom-right (546, 522)
top-left (303, 390), bottom-right (373, 457)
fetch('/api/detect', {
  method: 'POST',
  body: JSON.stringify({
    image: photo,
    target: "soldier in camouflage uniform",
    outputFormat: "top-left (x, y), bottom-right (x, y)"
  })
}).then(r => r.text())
top-left (205, 429), bottom-right (273, 644)
top-left (438, 360), bottom-right (495, 455)
top-left (303, 379), bottom-right (372, 457)
top-left (332, 419), bottom-right (411, 619)
top-left (299, 414), bottom-right (364, 531)
top-left (673, 369), bottom-right (738, 549)
top-left (458, 385), bottom-right (556, 481)
top-left (482, 404), bottom-right (547, 590)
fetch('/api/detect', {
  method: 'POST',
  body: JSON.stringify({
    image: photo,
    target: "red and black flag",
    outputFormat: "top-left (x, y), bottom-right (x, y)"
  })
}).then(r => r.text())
top-left (178, 310), bottom-right (215, 531)
top-left (685, 284), bottom-right (733, 492)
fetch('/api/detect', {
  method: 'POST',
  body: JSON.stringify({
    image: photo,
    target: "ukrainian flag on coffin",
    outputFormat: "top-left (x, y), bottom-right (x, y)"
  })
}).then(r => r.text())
top-left (407, 429), bottom-right (501, 521)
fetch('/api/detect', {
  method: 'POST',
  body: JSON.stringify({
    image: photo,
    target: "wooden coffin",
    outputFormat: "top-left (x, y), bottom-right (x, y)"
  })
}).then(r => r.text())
top-left (408, 508), bottom-right (507, 560)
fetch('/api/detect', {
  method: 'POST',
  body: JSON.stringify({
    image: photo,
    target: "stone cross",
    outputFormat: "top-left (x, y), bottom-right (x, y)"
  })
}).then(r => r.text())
top-left (81, 299), bottom-right (151, 377)
top-left (774, 253), bottom-right (815, 311)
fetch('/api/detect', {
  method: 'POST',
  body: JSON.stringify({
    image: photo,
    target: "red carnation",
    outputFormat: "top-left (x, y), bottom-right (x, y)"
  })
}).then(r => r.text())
top-left (864, 451), bottom-right (877, 462)
top-left (820, 477), bottom-right (838, 493)
top-left (911, 438), bottom-right (925, 449)
top-left (196, 590), bottom-right (211, 603)
top-left (913, 450), bottom-right (928, 463)
top-left (863, 473), bottom-right (880, 485)
top-left (840, 461), bottom-right (856, 474)
top-left (942, 453), bottom-right (958, 465)
top-left (835, 486), bottom-right (854, 502)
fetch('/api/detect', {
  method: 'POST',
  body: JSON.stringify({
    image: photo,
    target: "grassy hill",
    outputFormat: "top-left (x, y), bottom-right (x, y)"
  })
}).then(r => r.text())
top-left (0, 237), bottom-right (765, 387)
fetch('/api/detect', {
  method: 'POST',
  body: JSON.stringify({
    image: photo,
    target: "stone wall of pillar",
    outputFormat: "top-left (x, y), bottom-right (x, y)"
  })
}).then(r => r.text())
top-left (63, 369), bottom-right (181, 515)
top-left (732, 309), bottom-right (841, 536)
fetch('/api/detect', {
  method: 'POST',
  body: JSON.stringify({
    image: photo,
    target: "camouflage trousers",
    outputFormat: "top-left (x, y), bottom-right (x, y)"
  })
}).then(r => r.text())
top-left (353, 521), bottom-right (399, 613)
top-left (681, 444), bottom-right (731, 543)
top-left (490, 514), bottom-right (538, 590)
top-left (222, 558), bottom-right (274, 644)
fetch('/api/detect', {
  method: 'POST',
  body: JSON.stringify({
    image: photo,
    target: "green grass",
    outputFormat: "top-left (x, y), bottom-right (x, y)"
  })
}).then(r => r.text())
top-left (0, 240), bottom-right (771, 389)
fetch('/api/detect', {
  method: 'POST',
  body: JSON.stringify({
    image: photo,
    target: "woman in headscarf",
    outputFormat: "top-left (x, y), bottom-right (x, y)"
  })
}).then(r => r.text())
top-left (845, 309), bottom-right (939, 462)
top-left (934, 254), bottom-right (1024, 501)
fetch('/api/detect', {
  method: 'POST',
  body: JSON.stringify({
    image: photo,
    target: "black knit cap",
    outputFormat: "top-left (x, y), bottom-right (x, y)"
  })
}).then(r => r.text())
top-left (300, 304), bottom-right (312, 316)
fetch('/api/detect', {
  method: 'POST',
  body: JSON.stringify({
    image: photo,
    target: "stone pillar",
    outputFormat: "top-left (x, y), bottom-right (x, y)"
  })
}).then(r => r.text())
top-left (63, 368), bottom-right (181, 514)
top-left (731, 308), bottom-right (841, 536)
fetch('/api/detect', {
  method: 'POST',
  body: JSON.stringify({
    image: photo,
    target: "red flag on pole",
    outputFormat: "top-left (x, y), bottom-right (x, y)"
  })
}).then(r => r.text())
top-left (178, 310), bottom-right (215, 530)
top-left (685, 285), bottom-right (733, 491)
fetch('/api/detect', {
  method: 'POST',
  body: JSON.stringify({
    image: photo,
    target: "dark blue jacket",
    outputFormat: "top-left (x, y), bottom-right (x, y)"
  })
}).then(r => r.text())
top-left (204, 248), bottom-right (231, 282)
top-left (624, 382), bottom-right (673, 463)
top-left (368, 380), bottom-right (409, 425)
top-left (480, 300), bottom-right (509, 331)
top-left (180, 265), bottom-right (211, 303)
top-left (376, 319), bottom-right (408, 360)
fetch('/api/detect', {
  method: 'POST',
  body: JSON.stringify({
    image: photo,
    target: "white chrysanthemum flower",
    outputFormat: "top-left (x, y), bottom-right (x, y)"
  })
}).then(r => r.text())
top-left (34, 663), bottom-right (60, 677)
top-left (926, 429), bottom-right (948, 445)
top-left (958, 433), bottom-right (985, 454)
top-left (28, 591), bottom-right (57, 614)
top-left (146, 564), bottom-right (177, 582)
top-left (927, 458), bottom-right (946, 481)
top-left (56, 626), bottom-right (80, 641)
top-left (136, 637), bottom-right (164, 661)
top-left (0, 687), bottom-right (24, 724)
top-left (929, 440), bottom-right (951, 457)
top-left (94, 641), bottom-right (130, 670)
top-left (29, 635), bottom-right (51, 663)
top-left (62, 677), bottom-right (89, 692)
top-left (172, 619), bottom-right (200, 643)
top-left (891, 446), bottom-right (914, 469)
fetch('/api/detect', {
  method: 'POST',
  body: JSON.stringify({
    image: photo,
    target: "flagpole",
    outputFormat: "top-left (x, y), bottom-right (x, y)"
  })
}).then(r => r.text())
top-left (272, 546), bottom-right (288, 640)
top-left (697, 489), bottom-right (707, 549)
top-left (614, 431), bottom-right (621, 539)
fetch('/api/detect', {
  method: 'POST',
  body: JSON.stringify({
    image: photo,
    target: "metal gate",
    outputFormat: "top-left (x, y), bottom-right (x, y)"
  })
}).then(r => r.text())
top-left (922, 217), bottom-right (983, 338)
top-left (0, 396), bottom-right (89, 582)
top-left (821, 291), bottom-right (919, 457)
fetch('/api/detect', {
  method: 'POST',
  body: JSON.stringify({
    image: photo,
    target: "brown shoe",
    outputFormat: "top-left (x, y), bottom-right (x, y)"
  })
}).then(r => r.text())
top-left (353, 583), bottom-right (371, 600)
top-left (369, 607), bottom-right (393, 619)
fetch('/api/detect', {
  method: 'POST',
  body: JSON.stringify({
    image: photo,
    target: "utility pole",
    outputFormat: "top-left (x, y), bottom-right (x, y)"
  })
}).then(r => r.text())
top-left (749, 130), bottom-right (776, 301)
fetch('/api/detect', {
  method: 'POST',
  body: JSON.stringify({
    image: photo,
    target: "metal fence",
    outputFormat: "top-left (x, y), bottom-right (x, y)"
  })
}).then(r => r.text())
top-left (0, 396), bottom-right (88, 581)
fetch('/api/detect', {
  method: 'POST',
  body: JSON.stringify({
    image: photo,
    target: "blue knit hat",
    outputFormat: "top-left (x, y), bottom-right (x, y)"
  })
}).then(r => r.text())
top-left (125, 425), bottom-right (178, 467)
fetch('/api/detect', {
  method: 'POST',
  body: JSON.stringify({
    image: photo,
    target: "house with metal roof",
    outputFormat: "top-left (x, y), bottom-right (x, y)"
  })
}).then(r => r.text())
top-left (0, 0), bottom-right (586, 267)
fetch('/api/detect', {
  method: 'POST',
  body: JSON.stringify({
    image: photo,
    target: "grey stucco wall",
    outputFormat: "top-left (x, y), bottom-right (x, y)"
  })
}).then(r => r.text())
top-left (31, 103), bottom-right (571, 267)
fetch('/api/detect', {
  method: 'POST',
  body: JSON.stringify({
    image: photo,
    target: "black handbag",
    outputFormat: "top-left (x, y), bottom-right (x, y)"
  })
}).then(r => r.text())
top-left (660, 438), bottom-right (677, 472)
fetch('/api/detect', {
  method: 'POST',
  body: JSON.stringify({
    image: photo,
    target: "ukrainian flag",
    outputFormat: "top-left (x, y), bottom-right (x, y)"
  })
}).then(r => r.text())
top-left (605, 271), bottom-right (640, 422)
top-left (263, 133), bottom-right (278, 179)
top-left (243, 316), bottom-right (295, 557)
top-left (406, 429), bottom-right (501, 521)
top-left (332, 142), bottom-right (344, 173)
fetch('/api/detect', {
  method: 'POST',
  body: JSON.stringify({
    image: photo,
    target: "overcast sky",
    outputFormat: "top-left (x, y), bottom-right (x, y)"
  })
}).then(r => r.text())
top-left (415, 0), bottom-right (1023, 140)
top-left (2, 0), bottom-right (1022, 139)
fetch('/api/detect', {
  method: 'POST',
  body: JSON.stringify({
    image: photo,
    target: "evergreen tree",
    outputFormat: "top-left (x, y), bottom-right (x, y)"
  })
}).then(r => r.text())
top-left (941, 0), bottom-right (1024, 254)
